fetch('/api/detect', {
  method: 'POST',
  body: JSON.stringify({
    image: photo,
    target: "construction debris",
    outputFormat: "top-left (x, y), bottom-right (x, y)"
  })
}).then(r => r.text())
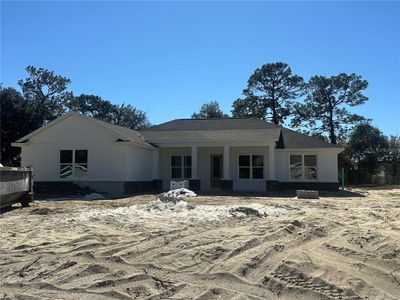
top-left (157, 188), bottom-right (197, 204)
top-left (296, 190), bottom-right (319, 199)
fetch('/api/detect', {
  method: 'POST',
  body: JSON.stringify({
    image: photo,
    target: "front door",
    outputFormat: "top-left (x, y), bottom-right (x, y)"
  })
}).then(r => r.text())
top-left (210, 154), bottom-right (223, 188)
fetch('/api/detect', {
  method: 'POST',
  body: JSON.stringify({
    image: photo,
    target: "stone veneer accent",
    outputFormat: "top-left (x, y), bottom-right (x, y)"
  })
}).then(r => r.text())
top-left (188, 179), bottom-right (201, 191)
top-left (220, 179), bottom-right (233, 191)
top-left (124, 180), bottom-right (162, 194)
top-left (34, 180), bottom-right (163, 196)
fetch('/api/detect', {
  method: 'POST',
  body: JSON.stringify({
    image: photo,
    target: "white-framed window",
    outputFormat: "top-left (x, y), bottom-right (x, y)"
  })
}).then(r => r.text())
top-left (60, 150), bottom-right (88, 179)
top-left (289, 154), bottom-right (317, 180)
top-left (238, 155), bottom-right (264, 179)
top-left (171, 155), bottom-right (192, 179)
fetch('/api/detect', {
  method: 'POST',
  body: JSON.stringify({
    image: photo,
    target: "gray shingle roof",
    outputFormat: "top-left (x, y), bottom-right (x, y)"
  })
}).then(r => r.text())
top-left (140, 118), bottom-right (339, 149)
top-left (278, 128), bottom-right (339, 149)
top-left (141, 129), bottom-right (281, 144)
top-left (141, 118), bottom-right (280, 131)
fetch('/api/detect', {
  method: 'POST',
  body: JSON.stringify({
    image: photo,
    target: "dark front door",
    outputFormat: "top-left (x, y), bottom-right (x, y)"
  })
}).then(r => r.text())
top-left (210, 154), bottom-right (223, 188)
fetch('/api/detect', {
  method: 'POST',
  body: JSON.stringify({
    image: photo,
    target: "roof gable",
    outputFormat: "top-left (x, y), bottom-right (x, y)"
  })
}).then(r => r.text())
top-left (15, 114), bottom-right (340, 150)
top-left (15, 112), bottom-right (154, 149)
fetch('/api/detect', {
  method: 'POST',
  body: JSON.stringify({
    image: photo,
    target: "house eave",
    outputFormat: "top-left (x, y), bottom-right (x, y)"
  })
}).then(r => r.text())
top-left (11, 142), bottom-right (29, 148)
top-left (275, 147), bottom-right (344, 153)
top-left (148, 140), bottom-right (279, 148)
top-left (116, 141), bottom-right (158, 150)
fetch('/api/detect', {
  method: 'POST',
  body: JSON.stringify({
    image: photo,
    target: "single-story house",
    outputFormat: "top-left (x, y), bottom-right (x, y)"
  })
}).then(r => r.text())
top-left (12, 112), bottom-right (343, 194)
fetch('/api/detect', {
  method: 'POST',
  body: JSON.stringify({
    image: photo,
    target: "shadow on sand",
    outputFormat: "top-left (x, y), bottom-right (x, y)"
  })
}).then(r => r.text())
top-left (196, 189), bottom-right (366, 198)
top-left (0, 204), bottom-right (27, 215)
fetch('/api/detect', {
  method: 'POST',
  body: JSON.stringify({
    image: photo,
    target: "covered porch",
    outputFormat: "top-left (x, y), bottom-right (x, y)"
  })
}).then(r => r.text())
top-left (156, 144), bottom-right (276, 192)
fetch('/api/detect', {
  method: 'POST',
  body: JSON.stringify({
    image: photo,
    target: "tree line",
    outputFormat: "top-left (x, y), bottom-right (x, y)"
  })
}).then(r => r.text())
top-left (190, 62), bottom-right (399, 184)
top-left (192, 62), bottom-right (369, 145)
top-left (1, 66), bottom-right (149, 166)
top-left (1, 63), bottom-right (399, 184)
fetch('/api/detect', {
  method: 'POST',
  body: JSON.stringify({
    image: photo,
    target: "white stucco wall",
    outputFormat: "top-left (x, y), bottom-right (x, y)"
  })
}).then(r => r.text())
top-left (275, 149), bottom-right (339, 182)
top-left (159, 147), bottom-right (191, 190)
top-left (126, 146), bottom-right (155, 181)
top-left (158, 145), bottom-right (339, 191)
top-left (19, 114), bottom-right (154, 182)
top-left (158, 146), bottom-right (271, 191)
top-left (229, 146), bottom-right (269, 192)
top-left (21, 143), bottom-right (129, 181)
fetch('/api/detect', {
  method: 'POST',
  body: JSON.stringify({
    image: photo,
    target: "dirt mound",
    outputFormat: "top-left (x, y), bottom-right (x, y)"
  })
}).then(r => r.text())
top-left (229, 207), bottom-right (266, 217)
top-left (29, 207), bottom-right (51, 215)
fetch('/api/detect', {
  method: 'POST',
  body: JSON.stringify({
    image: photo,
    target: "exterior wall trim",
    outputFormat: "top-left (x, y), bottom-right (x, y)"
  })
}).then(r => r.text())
top-left (276, 148), bottom-right (344, 153)
top-left (151, 141), bottom-right (277, 148)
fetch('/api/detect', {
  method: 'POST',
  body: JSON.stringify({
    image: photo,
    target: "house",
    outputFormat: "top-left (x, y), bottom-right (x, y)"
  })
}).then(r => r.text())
top-left (12, 112), bottom-right (343, 195)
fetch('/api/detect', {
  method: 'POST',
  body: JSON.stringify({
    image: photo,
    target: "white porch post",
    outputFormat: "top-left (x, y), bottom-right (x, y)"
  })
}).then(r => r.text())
top-left (223, 145), bottom-right (230, 179)
top-left (269, 143), bottom-right (275, 179)
top-left (264, 146), bottom-right (269, 179)
top-left (152, 150), bottom-right (159, 179)
top-left (191, 146), bottom-right (198, 179)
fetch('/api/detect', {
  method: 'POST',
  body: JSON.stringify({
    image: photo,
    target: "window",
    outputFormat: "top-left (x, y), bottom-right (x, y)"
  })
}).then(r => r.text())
top-left (184, 156), bottom-right (192, 179)
top-left (60, 150), bottom-right (73, 178)
top-left (304, 155), bottom-right (317, 180)
top-left (75, 150), bottom-right (88, 178)
top-left (171, 155), bottom-right (192, 179)
top-left (171, 156), bottom-right (182, 178)
top-left (60, 150), bottom-right (88, 179)
top-left (289, 154), bottom-right (317, 180)
top-left (289, 155), bottom-right (302, 180)
top-left (238, 155), bottom-right (264, 179)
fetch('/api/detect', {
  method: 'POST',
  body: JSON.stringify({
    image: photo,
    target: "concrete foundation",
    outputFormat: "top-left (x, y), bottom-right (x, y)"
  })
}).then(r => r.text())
top-left (266, 181), bottom-right (339, 191)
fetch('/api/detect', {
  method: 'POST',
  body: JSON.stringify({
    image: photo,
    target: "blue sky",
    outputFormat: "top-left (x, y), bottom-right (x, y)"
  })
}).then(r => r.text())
top-left (1, 1), bottom-right (399, 135)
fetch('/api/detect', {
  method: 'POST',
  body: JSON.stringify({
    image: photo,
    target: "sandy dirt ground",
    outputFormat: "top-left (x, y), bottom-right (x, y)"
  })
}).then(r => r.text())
top-left (1, 188), bottom-right (400, 300)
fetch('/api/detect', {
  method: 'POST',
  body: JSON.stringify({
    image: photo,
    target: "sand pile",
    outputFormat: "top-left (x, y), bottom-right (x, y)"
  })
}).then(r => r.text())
top-left (79, 189), bottom-right (298, 226)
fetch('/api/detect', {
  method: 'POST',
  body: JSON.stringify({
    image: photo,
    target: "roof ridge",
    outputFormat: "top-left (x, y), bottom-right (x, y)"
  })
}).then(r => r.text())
top-left (142, 117), bottom-right (281, 131)
top-left (173, 117), bottom-right (262, 120)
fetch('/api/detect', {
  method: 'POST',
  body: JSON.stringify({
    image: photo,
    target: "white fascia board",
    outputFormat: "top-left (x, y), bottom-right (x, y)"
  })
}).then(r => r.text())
top-left (14, 112), bottom-right (152, 148)
top-left (15, 111), bottom-right (78, 142)
top-left (11, 142), bottom-right (29, 148)
top-left (117, 141), bottom-right (158, 150)
top-left (13, 111), bottom-right (127, 143)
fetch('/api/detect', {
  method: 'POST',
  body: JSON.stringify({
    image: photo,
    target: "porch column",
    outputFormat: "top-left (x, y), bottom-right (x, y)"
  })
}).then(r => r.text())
top-left (264, 147), bottom-right (268, 179)
top-left (191, 146), bottom-right (198, 179)
top-left (152, 150), bottom-right (159, 179)
top-left (269, 144), bottom-right (275, 179)
top-left (223, 145), bottom-right (230, 179)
